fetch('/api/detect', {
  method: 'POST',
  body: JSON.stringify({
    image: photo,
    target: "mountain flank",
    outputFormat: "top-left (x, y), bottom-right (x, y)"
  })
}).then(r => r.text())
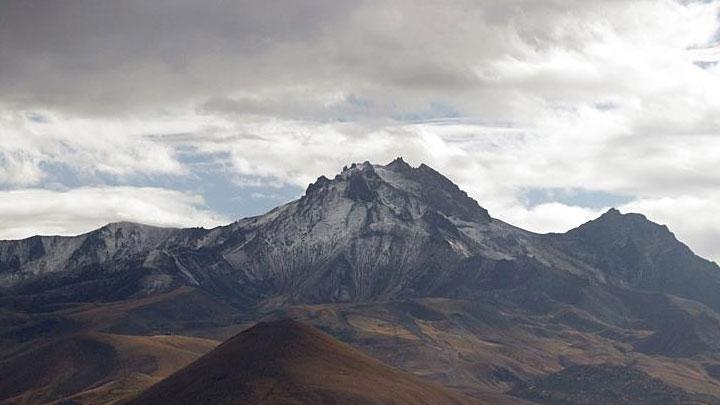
top-left (512, 364), bottom-right (720, 404)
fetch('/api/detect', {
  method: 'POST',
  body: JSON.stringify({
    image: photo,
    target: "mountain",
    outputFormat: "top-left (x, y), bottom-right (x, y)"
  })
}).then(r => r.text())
top-left (2, 158), bottom-right (720, 404)
top-left (550, 208), bottom-right (720, 312)
top-left (0, 158), bottom-right (508, 309)
top-left (126, 319), bottom-right (479, 405)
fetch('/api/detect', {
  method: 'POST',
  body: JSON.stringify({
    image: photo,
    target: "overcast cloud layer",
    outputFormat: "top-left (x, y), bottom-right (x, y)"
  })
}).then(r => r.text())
top-left (1, 0), bottom-right (720, 261)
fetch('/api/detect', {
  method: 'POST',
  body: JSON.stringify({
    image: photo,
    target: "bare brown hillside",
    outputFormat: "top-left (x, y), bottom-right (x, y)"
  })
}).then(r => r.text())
top-left (126, 319), bottom-right (481, 405)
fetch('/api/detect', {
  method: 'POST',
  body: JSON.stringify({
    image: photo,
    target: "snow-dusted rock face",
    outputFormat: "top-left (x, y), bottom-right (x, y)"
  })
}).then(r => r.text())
top-left (0, 223), bottom-right (183, 287)
top-left (186, 158), bottom-right (538, 305)
top-left (2, 158), bottom-right (720, 314)
top-left (0, 159), bottom-right (527, 304)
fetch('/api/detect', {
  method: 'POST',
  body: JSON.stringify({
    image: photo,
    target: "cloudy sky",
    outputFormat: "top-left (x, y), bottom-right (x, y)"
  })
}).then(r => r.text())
top-left (2, 0), bottom-right (720, 260)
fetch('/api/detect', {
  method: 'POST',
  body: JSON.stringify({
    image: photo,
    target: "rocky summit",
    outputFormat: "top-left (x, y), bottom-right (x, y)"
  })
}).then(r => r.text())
top-left (2, 159), bottom-right (720, 404)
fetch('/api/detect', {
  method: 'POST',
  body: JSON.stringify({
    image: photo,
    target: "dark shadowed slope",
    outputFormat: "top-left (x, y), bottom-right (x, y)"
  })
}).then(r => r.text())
top-left (0, 334), bottom-right (118, 404)
top-left (126, 319), bottom-right (481, 405)
top-left (0, 330), bottom-right (218, 404)
top-left (512, 364), bottom-right (720, 405)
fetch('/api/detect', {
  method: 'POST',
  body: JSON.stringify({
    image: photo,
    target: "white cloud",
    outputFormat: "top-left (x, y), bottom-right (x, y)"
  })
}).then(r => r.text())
top-left (0, 187), bottom-right (229, 239)
top-left (493, 202), bottom-right (605, 235)
top-left (0, 109), bottom-right (189, 185)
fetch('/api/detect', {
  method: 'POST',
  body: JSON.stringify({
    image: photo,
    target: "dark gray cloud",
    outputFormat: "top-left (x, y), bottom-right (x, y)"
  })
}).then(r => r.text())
top-left (0, 0), bottom-right (357, 113)
top-left (1, 0), bottom-right (676, 117)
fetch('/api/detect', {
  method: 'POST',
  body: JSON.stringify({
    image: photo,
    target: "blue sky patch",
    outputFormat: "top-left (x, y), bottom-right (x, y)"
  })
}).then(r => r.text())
top-left (521, 187), bottom-right (634, 209)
